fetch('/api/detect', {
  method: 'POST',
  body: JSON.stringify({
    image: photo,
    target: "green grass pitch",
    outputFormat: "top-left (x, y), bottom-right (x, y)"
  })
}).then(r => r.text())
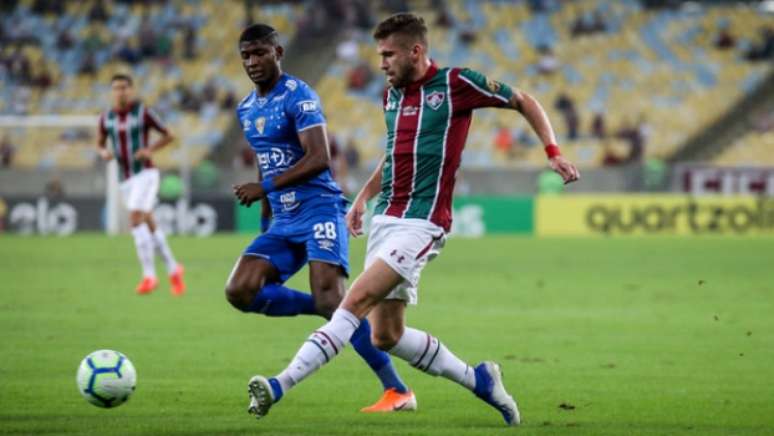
top-left (1, 234), bottom-right (773, 435)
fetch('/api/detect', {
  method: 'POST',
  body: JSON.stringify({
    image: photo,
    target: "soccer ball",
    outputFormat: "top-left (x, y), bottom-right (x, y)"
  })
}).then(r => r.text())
top-left (76, 349), bottom-right (137, 408)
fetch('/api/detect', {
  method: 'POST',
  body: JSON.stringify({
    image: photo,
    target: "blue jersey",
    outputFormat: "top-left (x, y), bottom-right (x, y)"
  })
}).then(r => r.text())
top-left (237, 73), bottom-right (343, 220)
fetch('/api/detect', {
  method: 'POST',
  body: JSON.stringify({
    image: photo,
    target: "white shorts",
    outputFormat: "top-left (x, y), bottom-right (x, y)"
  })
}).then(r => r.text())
top-left (119, 168), bottom-right (160, 212)
top-left (365, 215), bottom-right (446, 305)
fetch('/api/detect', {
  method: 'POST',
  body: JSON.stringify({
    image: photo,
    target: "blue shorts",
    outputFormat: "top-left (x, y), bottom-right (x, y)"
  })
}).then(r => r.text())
top-left (243, 202), bottom-right (349, 283)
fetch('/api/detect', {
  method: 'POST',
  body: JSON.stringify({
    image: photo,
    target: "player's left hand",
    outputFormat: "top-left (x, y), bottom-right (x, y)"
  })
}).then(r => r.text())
top-left (233, 183), bottom-right (265, 206)
top-left (549, 156), bottom-right (580, 185)
top-left (134, 148), bottom-right (152, 161)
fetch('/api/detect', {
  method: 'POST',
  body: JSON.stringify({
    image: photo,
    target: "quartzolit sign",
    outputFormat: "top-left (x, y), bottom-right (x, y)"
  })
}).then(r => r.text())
top-left (537, 195), bottom-right (774, 236)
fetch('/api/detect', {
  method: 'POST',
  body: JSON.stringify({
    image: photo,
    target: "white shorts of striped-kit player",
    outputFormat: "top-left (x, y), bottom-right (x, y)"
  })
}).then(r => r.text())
top-left (119, 168), bottom-right (159, 212)
top-left (365, 214), bottom-right (446, 305)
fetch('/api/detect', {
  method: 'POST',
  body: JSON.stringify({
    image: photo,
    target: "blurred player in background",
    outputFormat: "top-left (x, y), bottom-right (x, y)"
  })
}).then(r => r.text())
top-left (246, 13), bottom-right (580, 426)
top-left (226, 24), bottom-right (416, 415)
top-left (96, 74), bottom-right (186, 296)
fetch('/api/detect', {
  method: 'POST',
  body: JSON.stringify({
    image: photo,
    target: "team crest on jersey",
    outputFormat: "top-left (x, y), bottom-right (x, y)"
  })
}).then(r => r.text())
top-left (486, 78), bottom-right (501, 93)
top-left (255, 117), bottom-right (266, 135)
top-left (425, 91), bottom-right (445, 110)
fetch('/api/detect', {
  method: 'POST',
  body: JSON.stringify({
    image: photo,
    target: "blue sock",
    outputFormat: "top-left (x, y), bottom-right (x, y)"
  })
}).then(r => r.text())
top-left (350, 319), bottom-right (409, 393)
top-left (245, 283), bottom-right (315, 317)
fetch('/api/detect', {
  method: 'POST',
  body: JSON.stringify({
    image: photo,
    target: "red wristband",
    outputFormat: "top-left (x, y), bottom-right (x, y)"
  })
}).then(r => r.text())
top-left (544, 144), bottom-right (561, 158)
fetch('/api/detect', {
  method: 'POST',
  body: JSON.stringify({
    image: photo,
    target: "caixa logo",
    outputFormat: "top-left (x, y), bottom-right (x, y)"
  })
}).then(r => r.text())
top-left (154, 199), bottom-right (217, 236)
top-left (8, 198), bottom-right (77, 235)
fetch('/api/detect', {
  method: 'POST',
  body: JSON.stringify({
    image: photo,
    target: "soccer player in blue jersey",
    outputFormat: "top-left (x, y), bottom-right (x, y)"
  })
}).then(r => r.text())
top-left (226, 24), bottom-right (416, 417)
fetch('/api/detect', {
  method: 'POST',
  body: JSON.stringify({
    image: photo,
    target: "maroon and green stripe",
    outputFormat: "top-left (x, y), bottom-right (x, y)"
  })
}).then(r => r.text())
top-left (104, 102), bottom-right (153, 181)
top-left (376, 66), bottom-right (498, 231)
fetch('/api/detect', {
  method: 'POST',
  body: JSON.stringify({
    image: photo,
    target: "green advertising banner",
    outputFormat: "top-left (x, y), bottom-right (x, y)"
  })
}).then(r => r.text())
top-left (235, 202), bottom-right (264, 233)
top-left (236, 196), bottom-right (534, 236)
top-left (451, 196), bottom-right (534, 236)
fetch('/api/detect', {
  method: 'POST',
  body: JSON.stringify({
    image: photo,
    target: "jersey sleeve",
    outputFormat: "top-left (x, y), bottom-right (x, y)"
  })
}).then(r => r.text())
top-left (289, 84), bottom-right (326, 133)
top-left (143, 106), bottom-right (169, 134)
top-left (451, 68), bottom-right (514, 112)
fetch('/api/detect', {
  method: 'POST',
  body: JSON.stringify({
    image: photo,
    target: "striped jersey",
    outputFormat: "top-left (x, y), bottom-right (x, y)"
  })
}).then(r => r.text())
top-left (99, 101), bottom-right (168, 181)
top-left (375, 63), bottom-right (513, 232)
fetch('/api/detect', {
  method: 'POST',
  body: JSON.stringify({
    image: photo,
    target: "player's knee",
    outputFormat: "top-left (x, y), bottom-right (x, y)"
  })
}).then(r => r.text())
top-left (371, 329), bottom-right (401, 351)
top-left (129, 212), bottom-right (144, 227)
top-left (224, 280), bottom-right (256, 312)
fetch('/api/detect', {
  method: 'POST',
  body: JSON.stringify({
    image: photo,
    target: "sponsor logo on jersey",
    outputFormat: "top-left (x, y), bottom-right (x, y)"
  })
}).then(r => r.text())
top-left (402, 105), bottom-right (418, 116)
top-left (285, 80), bottom-right (298, 91)
top-left (385, 100), bottom-right (398, 111)
top-left (425, 91), bottom-right (445, 110)
top-left (298, 100), bottom-right (318, 113)
top-left (257, 148), bottom-right (295, 170)
top-left (280, 191), bottom-right (299, 212)
top-left (255, 117), bottom-right (266, 135)
top-left (242, 119), bottom-right (251, 131)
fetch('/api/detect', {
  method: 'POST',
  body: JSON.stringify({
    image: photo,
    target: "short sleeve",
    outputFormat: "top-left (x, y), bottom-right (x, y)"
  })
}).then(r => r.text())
top-left (289, 85), bottom-right (326, 133)
top-left (451, 68), bottom-right (513, 112)
top-left (144, 106), bottom-right (168, 134)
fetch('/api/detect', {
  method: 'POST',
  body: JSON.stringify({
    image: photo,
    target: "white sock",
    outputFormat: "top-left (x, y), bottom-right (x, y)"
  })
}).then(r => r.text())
top-left (131, 224), bottom-right (156, 278)
top-left (276, 308), bottom-right (360, 392)
top-left (389, 327), bottom-right (476, 390)
top-left (152, 228), bottom-right (178, 273)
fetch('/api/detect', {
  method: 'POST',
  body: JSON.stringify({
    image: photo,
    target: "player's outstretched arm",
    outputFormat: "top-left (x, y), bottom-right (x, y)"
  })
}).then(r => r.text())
top-left (508, 90), bottom-right (580, 184)
top-left (346, 156), bottom-right (384, 237)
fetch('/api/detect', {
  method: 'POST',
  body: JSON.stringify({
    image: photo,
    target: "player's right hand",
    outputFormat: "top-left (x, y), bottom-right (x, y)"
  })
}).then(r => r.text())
top-left (346, 199), bottom-right (366, 237)
top-left (98, 148), bottom-right (113, 161)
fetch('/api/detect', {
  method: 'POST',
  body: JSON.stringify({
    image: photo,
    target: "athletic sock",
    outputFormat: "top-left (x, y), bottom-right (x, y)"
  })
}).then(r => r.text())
top-left (151, 228), bottom-right (178, 274)
top-left (389, 326), bottom-right (475, 391)
top-left (245, 283), bottom-right (316, 316)
top-left (350, 318), bottom-right (409, 393)
top-left (131, 224), bottom-right (156, 279)
top-left (275, 308), bottom-right (360, 393)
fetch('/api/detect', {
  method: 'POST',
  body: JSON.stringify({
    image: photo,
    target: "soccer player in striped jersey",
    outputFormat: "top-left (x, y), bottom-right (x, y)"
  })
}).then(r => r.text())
top-left (96, 74), bottom-right (185, 296)
top-left (227, 24), bottom-right (415, 417)
top-left (246, 13), bottom-right (580, 426)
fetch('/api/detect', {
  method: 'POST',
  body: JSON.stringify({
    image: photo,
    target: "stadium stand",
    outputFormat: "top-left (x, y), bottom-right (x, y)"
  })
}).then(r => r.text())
top-left (713, 107), bottom-right (774, 166)
top-left (0, 0), bottom-right (302, 170)
top-left (316, 0), bottom-right (773, 169)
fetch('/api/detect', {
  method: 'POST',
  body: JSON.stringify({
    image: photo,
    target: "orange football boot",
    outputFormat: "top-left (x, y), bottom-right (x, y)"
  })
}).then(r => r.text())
top-left (170, 264), bottom-right (186, 296)
top-left (360, 388), bottom-right (417, 413)
top-left (135, 277), bottom-right (158, 295)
